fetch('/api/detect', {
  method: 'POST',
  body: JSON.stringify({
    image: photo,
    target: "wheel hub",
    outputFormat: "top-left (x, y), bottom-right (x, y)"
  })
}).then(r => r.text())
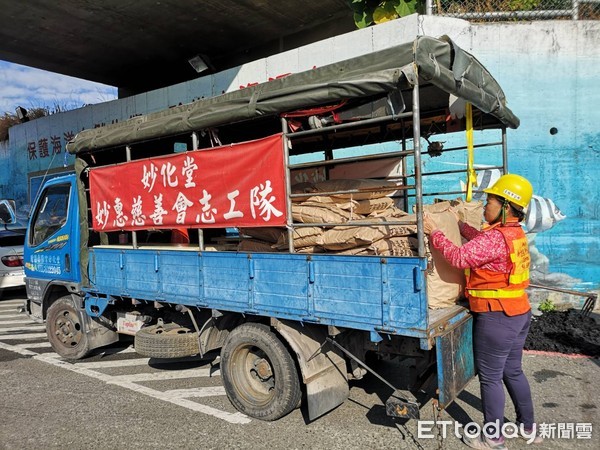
top-left (253, 357), bottom-right (273, 381)
top-left (54, 311), bottom-right (81, 346)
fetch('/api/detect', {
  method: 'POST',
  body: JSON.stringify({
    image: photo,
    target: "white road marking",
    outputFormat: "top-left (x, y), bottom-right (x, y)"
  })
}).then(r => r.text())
top-left (76, 358), bottom-right (152, 369)
top-left (0, 304), bottom-right (25, 310)
top-left (0, 305), bottom-right (23, 311)
top-left (0, 332), bottom-right (47, 340)
top-left (0, 314), bottom-right (28, 319)
top-left (164, 387), bottom-right (226, 398)
top-left (12, 342), bottom-right (52, 349)
top-left (0, 325), bottom-right (45, 333)
top-left (0, 300), bottom-right (25, 306)
top-left (0, 340), bottom-right (248, 424)
top-left (108, 367), bottom-right (220, 383)
top-left (0, 319), bottom-right (35, 324)
top-left (76, 355), bottom-right (213, 369)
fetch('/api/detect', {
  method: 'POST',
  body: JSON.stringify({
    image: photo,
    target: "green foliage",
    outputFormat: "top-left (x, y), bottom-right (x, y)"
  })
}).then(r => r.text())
top-left (538, 298), bottom-right (556, 313)
top-left (507, 0), bottom-right (541, 11)
top-left (0, 103), bottom-right (81, 142)
top-left (0, 108), bottom-right (48, 142)
top-left (348, 0), bottom-right (424, 29)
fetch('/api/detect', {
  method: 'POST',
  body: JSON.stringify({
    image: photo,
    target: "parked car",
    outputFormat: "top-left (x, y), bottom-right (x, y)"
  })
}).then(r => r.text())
top-left (0, 200), bottom-right (26, 295)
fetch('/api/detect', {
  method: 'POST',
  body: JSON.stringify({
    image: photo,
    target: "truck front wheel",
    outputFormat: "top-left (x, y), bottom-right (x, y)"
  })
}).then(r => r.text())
top-left (46, 296), bottom-right (91, 360)
top-left (220, 323), bottom-right (301, 421)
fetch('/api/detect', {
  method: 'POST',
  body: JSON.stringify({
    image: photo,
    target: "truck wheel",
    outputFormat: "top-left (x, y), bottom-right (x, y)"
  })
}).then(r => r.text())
top-left (134, 323), bottom-right (199, 358)
top-left (220, 322), bottom-right (301, 421)
top-left (46, 296), bottom-right (91, 360)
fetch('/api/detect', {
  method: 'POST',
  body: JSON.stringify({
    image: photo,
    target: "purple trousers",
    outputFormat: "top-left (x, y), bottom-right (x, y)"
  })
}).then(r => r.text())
top-left (473, 310), bottom-right (534, 432)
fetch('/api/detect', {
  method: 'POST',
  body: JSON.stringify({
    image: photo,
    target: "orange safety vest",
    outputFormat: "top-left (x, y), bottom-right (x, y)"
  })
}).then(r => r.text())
top-left (465, 221), bottom-right (531, 316)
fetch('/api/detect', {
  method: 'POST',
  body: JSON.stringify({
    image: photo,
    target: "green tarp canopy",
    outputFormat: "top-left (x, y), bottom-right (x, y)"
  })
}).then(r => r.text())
top-left (66, 35), bottom-right (519, 155)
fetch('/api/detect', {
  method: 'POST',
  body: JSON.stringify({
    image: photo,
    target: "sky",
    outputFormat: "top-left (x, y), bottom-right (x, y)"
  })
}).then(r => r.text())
top-left (0, 60), bottom-right (118, 115)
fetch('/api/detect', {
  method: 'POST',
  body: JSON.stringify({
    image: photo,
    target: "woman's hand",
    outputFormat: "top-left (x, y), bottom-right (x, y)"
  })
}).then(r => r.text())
top-left (423, 213), bottom-right (438, 235)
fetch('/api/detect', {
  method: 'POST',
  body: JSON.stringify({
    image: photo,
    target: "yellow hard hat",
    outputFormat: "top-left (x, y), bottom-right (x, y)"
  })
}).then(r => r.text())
top-left (484, 174), bottom-right (533, 209)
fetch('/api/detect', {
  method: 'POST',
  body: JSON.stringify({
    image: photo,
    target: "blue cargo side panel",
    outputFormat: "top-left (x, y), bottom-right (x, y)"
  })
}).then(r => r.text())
top-left (159, 251), bottom-right (201, 303)
top-left (123, 250), bottom-right (160, 296)
top-left (387, 258), bottom-right (428, 330)
top-left (88, 248), bottom-right (124, 293)
top-left (201, 253), bottom-right (250, 310)
top-left (309, 255), bottom-right (427, 331)
top-left (252, 255), bottom-right (309, 316)
top-left (311, 255), bottom-right (383, 329)
top-left (87, 248), bottom-right (431, 335)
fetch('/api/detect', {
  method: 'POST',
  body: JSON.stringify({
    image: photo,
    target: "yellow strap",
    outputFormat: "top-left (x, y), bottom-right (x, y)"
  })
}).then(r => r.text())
top-left (465, 103), bottom-right (477, 202)
top-left (467, 288), bottom-right (525, 299)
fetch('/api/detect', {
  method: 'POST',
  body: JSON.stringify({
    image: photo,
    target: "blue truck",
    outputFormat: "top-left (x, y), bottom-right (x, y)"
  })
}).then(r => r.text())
top-left (23, 36), bottom-right (519, 422)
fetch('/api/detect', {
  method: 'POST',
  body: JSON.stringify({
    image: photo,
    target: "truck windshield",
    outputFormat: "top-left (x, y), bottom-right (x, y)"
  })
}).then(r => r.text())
top-left (30, 183), bottom-right (70, 246)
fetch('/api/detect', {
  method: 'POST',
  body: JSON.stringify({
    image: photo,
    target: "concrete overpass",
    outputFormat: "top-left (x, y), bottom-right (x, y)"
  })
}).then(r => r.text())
top-left (0, 0), bottom-right (354, 96)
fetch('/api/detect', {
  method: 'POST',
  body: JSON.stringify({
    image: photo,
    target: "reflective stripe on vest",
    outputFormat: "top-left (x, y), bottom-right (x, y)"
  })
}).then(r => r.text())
top-left (467, 288), bottom-right (525, 299)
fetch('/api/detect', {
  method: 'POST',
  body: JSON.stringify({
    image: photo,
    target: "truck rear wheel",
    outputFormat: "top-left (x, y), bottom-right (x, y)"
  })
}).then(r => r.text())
top-left (220, 322), bottom-right (301, 421)
top-left (135, 323), bottom-right (199, 358)
top-left (46, 296), bottom-right (91, 360)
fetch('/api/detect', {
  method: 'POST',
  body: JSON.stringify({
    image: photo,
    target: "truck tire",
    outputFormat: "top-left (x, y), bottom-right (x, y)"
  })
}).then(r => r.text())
top-left (220, 322), bottom-right (301, 421)
top-left (46, 295), bottom-right (91, 360)
top-left (134, 323), bottom-right (199, 358)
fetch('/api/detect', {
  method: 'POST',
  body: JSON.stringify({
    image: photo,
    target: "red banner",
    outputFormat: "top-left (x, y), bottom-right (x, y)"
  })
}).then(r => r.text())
top-left (89, 133), bottom-right (287, 231)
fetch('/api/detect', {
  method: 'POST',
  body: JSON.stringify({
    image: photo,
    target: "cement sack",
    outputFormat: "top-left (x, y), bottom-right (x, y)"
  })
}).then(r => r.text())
top-left (292, 194), bottom-right (358, 211)
top-left (295, 245), bottom-right (326, 254)
top-left (354, 197), bottom-right (394, 215)
top-left (321, 221), bottom-right (417, 251)
top-left (291, 182), bottom-right (319, 202)
top-left (328, 245), bottom-right (376, 256)
top-left (448, 198), bottom-right (483, 232)
top-left (273, 226), bottom-right (324, 249)
top-left (370, 236), bottom-right (419, 256)
top-left (238, 239), bottom-right (278, 253)
top-left (368, 205), bottom-right (409, 219)
top-left (292, 202), bottom-right (349, 224)
top-left (423, 201), bottom-right (465, 309)
top-left (239, 227), bottom-right (284, 243)
top-left (312, 178), bottom-right (400, 200)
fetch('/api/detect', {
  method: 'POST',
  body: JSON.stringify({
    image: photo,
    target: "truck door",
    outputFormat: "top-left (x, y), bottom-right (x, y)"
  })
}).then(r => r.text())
top-left (24, 175), bottom-right (80, 301)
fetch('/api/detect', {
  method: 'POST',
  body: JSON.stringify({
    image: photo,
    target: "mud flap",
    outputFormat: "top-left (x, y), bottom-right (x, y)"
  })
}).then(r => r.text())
top-left (435, 314), bottom-right (475, 409)
top-left (84, 313), bottom-right (119, 351)
top-left (273, 319), bottom-right (349, 421)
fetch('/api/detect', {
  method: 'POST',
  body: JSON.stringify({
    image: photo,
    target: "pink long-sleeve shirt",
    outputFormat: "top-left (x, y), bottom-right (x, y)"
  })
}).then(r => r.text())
top-left (429, 222), bottom-right (511, 272)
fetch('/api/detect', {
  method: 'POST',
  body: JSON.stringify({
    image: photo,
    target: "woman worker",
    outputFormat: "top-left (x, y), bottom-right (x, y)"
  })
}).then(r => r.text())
top-left (423, 174), bottom-right (542, 449)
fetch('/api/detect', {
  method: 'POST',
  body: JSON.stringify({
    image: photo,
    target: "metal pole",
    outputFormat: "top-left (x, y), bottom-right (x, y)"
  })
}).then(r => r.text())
top-left (425, 0), bottom-right (433, 15)
top-left (125, 145), bottom-right (138, 249)
top-left (501, 127), bottom-right (508, 174)
top-left (401, 127), bottom-right (409, 212)
top-left (412, 79), bottom-right (425, 258)
top-left (281, 118), bottom-right (295, 253)
top-left (191, 132), bottom-right (203, 250)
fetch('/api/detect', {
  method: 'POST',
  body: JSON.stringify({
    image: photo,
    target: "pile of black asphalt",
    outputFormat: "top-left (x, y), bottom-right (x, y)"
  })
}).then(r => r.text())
top-left (525, 309), bottom-right (600, 357)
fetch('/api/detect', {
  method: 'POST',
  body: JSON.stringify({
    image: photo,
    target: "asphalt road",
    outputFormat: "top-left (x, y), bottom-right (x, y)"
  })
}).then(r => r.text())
top-left (0, 289), bottom-right (598, 450)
